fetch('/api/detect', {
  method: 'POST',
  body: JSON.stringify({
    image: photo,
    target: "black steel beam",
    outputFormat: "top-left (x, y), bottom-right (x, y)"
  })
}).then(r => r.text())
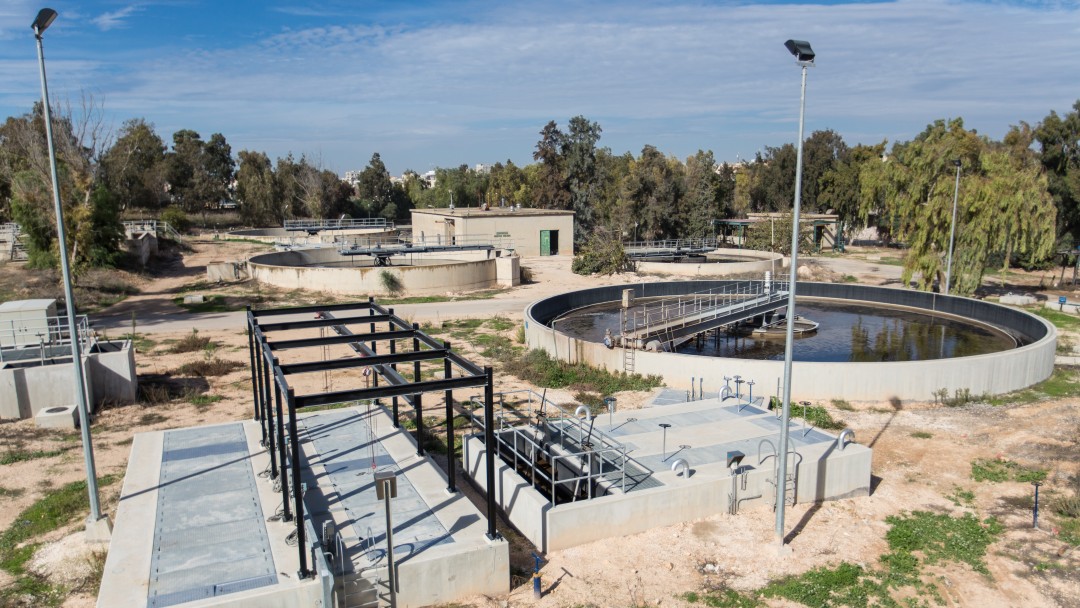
top-left (250, 301), bottom-right (376, 318)
top-left (278, 348), bottom-right (447, 375)
top-left (267, 329), bottom-right (416, 350)
top-left (256, 313), bottom-right (391, 332)
top-left (293, 374), bottom-right (487, 409)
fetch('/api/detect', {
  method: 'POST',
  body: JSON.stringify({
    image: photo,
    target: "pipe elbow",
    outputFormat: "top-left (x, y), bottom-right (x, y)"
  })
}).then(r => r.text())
top-left (574, 405), bottom-right (591, 421)
top-left (838, 428), bottom-right (855, 451)
top-left (670, 458), bottom-right (690, 478)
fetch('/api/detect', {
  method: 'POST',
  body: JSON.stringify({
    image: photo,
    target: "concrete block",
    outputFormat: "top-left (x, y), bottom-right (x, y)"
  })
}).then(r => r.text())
top-left (1000, 293), bottom-right (1037, 305)
top-left (182, 294), bottom-right (205, 304)
top-left (84, 515), bottom-right (112, 544)
top-left (34, 404), bottom-right (78, 429)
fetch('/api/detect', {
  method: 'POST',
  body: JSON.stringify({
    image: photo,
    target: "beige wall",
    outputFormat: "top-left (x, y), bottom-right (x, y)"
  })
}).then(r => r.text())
top-left (411, 211), bottom-right (575, 257)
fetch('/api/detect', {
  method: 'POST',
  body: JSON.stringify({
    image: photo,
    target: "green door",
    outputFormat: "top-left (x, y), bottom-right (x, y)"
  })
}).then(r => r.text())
top-left (540, 230), bottom-right (551, 256)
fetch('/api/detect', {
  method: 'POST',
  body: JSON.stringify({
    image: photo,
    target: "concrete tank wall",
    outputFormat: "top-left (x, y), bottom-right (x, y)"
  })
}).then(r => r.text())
top-left (226, 227), bottom-right (398, 245)
top-left (524, 282), bottom-right (1056, 403)
top-left (248, 248), bottom-right (512, 296)
top-left (635, 249), bottom-right (786, 277)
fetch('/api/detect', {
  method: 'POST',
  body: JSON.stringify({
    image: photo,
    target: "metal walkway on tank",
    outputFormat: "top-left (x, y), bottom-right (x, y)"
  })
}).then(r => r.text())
top-left (621, 279), bottom-right (791, 348)
top-left (624, 238), bottom-right (717, 260)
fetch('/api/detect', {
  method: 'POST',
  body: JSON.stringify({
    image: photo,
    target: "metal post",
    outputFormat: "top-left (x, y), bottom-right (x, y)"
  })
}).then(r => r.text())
top-left (445, 342), bottom-right (456, 493)
top-left (287, 388), bottom-right (310, 578)
top-left (34, 22), bottom-right (102, 525)
top-left (777, 60), bottom-right (810, 545)
top-left (415, 393), bottom-right (424, 457)
top-left (273, 359), bottom-right (291, 521)
top-left (1033, 481), bottom-right (1042, 529)
top-left (254, 330), bottom-right (268, 447)
top-left (484, 366), bottom-right (498, 540)
top-left (945, 161), bottom-right (962, 295)
top-left (383, 480), bottom-right (397, 608)
top-left (247, 311), bottom-right (263, 434)
top-left (660, 423), bottom-right (671, 460)
top-left (262, 351), bottom-right (278, 479)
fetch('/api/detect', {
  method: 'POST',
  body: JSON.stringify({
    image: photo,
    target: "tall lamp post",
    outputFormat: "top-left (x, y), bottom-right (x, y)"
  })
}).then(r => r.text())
top-left (944, 159), bottom-right (962, 295)
top-left (776, 39), bottom-right (815, 545)
top-left (32, 8), bottom-right (107, 538)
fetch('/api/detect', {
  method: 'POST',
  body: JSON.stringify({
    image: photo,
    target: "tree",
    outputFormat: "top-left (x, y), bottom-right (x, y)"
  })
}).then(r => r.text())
top-left (1035, 100), bottom-right (1080, 240)
top-left (563, 116), bottom-right (603, 243)
top-left (682, 150), bottom-right (724, 239)
top-left (164, 130), bottom-right (234, 212)
top-left (864, 118), bottom-right (1055, 294)
top-left (744, 211), bottom-right (809, 255)
top-left (532, 121), bottom-right (569, 210)
top-left (235, 150), bottom-right (281, 225)
top-left (618, 145), bottom-right (684, 240)
top-left (100, 118), bottom-right (167, 211)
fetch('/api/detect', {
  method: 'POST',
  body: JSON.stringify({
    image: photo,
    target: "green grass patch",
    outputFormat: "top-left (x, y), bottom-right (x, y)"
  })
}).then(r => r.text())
top-left (988, 367), bottom-right (1080, 405)
top-left (189, 394), bottom-right (223, 407)
top-left (910, 431), bottom-right (933, 439)
top-left (168, 328), bottom-right (215, 354)
top-left (1057, 517), bottom-right (1080, 546)
top-left (176, 357), bottom-right (244, 377)
top-left (378, 289), bottom-right (505, 305)
top-left (118, 332), bottom-right (156, 352)
top-left (681, 589), bottom-right (761, 608)
top-left (762, 562), bottom-right (879, 607)
top-left (970, 458), bottom-right (1046, 483)
top-left (798, 404), bottom-right (846, 430)
top-left (1029, 307), bottom-right (1080, 331)
top-left (504, 349), bottom-right (662, 394)
top-left (485, 316), bottom-right (516, 332)
top-left (0, 448), bottom-right (71, 466)
top-left (885, 511), bottom-right (1002, 575)
top-left (946, 485), bottom-right (976, 507)
top-left (841, 274), bottom-right (859, 283)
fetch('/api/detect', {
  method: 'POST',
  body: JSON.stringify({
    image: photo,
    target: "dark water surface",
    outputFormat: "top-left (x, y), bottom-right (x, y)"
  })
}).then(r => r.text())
top-left (553, 299), bottom-right (1017, 362)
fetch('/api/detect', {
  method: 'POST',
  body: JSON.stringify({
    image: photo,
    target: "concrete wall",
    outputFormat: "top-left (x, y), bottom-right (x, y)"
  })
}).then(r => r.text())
top-left (411, 210), bottom-right (575, 257)
top-left (0, 341), bottom-right (136, 420)
top-left (635, 249), bottom-right (786, 277)
top-left (525, 281), bottom-right (1057, 403)
top-left (464, 431), bottom-right (871, 552)
top-left (227, 227), bottom-right (398, 246)
top-left (125, 233), bottom-right (158, 267)
top-left (248, 248), bottom-right (505, 296)
top-left (496, 255), bottom-right (520, 287)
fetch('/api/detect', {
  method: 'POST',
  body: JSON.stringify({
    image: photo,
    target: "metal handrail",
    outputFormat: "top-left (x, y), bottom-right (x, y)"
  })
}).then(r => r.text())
top-left (627, 278), bottom-right (789, 339)
top-left (0, 314), bottom-right (94, 363)
top-left (285, 218), bottom-right (393, 230)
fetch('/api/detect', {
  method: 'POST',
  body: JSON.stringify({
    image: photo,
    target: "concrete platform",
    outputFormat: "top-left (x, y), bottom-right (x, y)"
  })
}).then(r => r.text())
top-left (297, 406), bottom-right (509, 608)
top-left (98, 421), bottom-right (327, 608)
top-left (465, 391), bottom-right (871, 552)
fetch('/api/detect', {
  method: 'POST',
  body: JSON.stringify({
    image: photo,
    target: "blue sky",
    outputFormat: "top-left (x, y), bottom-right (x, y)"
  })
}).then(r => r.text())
top-left (1, 0), bottom-right (1078, 176)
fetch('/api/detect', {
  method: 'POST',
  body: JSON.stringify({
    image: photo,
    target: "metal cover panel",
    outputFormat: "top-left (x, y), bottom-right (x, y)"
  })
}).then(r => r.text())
top-left (147, 423), bottom-right (278, 608)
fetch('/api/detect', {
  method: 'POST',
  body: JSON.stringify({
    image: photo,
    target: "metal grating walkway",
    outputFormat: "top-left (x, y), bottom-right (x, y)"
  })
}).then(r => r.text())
top-left (299, 410), bottom-right (454, 567)
top-left (147, 424), bottom-right (277, 608)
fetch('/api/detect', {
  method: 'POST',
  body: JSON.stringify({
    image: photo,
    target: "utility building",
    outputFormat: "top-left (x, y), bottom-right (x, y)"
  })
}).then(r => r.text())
top-left (410, 207), bottom-right (575, 257)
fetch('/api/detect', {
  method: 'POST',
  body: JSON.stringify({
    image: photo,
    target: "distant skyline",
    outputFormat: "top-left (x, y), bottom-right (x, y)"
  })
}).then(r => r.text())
top-left (2, 0), bottom-right (1078, 176)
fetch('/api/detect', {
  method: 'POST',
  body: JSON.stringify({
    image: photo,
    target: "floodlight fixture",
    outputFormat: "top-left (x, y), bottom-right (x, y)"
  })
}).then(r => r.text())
top-left (32, 8), bottom-right (57, 36)
top-left (784, 39), bottom-right (815, 63)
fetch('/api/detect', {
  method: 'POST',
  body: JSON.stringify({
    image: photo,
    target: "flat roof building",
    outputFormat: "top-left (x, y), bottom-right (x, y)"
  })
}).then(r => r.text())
top-left (410, 207), bottom-right (575, 257)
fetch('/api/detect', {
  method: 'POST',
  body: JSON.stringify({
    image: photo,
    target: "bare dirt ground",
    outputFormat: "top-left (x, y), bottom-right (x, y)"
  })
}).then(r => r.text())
top-left (0, 238), bottom-right (1078, 607)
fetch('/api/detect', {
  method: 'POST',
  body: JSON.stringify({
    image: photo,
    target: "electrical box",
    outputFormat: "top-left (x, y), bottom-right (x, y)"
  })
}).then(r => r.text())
top-left (375, 471), bottom-right (398, 500)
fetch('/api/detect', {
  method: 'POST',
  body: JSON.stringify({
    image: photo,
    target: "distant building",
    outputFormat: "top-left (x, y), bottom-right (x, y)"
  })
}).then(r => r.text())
top-left (343, 170), bottom-right (362, 186)
top-left (410, 207), bottom-right (575, 257)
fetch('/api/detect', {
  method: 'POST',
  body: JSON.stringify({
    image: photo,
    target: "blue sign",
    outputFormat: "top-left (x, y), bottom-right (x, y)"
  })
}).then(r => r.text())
top-left (1060, 296), bottom-right (1068, 305)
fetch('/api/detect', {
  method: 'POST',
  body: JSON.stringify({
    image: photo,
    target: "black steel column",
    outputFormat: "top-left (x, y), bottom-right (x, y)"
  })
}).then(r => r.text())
top-left (262, 350), bottom-right (278, 479)
top-left (484, 366), bottom-right (498, 541)
top-left (415, 393), bottom-right (424, 457)
top-left (368, 300), bottom-right (377, 354)
top-left (246, 310), bottom-right (262, 434)
top-left (389, 335), bottom-right (398, 427)
top-left (287, 388), bottom-right (309, 578)
top-left (253, 325), bottom-right (268, 446)
top-left (445, 342), bottom-right (456, 493)
top-left (273, 359), bottom-right (291, 521)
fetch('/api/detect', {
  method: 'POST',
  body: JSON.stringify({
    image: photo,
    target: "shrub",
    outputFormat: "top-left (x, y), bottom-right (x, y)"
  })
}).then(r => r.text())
top-left (169, 328), bottom-right (213, 354)
top-left (379, 270), bottom-right (404, 297)
top-left (571, 229), bottom-right (631, 276)
top-left (159, 207), bottom-right (191, 234)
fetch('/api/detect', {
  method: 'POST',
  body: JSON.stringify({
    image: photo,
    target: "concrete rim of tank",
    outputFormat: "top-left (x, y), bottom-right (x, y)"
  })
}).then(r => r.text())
top-left (524, 281), bottom-right (1057, 402)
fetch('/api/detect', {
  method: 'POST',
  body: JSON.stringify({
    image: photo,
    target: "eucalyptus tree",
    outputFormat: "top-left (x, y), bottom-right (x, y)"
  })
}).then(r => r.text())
top-left (861, 118), bottom-right (1055, 294)
top-left (100, 118), bottom-right (167, 211)
top-left (1035, 100), bottom-right (1080, 241)
top-left (235, 150), bottom-right (281, 225)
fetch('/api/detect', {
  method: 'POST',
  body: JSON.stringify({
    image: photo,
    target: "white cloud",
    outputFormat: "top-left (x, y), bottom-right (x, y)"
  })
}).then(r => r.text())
top-left (92, 5), bottom-right (142, 31)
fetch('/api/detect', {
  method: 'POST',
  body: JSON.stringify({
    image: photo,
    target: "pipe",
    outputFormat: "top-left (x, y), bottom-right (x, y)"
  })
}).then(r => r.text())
top-left (670, 458), bottom-right (690, 478)
top-left (574, 405), bottom-right (591, 421)
top-left (838, 429), bottom-right (855, 451)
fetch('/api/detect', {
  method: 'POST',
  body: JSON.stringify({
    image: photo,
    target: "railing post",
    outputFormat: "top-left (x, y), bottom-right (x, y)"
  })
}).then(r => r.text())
top-left (484, 366), bottom-right (498, 541)
top-left (444, 341), bottom-right (456, 493)
top-left (262, 348), bottom-right (278, 480)
top-left (273, 358), bottom-right (291, 521)
top-left (287, 388), bottom-right (310, 578)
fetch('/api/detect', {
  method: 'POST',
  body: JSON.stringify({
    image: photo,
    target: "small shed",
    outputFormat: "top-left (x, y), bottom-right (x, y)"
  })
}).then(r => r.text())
top-left (0, 299), bottom-right (58, 347)
top-left (410, 207), bottom-right (575, 257)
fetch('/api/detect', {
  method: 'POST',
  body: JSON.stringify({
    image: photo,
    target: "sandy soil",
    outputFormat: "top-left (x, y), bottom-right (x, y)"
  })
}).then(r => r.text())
top-left (0, 238), bottom-right (1078, 607)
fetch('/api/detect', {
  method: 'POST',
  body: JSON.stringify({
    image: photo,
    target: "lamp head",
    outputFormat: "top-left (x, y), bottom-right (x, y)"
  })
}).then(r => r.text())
top-left (951, 159), bottom-right (962, 168)
top-left (32, 8), bottom-right (58, 36)
top-left (784, 39), bottom-right (815, 63)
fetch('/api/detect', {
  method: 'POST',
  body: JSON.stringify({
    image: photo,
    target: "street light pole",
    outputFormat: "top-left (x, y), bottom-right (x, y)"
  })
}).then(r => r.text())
top-left (777, 39), bottom-right (815, 545)
top-left (944, 159), bottom-right (962, 295)
top-left (32, 8), bottom-right (107, 535)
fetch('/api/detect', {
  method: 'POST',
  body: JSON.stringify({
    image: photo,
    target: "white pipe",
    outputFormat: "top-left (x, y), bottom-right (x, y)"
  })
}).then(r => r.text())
top-left (838, 429), bottom-right (855, 451)
top-left (670, 458), bottom-right (690, 478)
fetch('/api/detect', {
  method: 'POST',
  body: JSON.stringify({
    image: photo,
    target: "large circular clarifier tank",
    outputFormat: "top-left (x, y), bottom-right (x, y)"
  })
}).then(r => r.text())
top-left (633, 249), bottom-right (785, 277)
top-left (524, 281), bottom-right (1056, 402)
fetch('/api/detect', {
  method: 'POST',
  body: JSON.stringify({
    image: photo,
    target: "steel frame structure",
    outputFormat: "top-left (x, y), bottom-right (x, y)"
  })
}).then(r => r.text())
top-left (246, 299), bottom-right (497, 579)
